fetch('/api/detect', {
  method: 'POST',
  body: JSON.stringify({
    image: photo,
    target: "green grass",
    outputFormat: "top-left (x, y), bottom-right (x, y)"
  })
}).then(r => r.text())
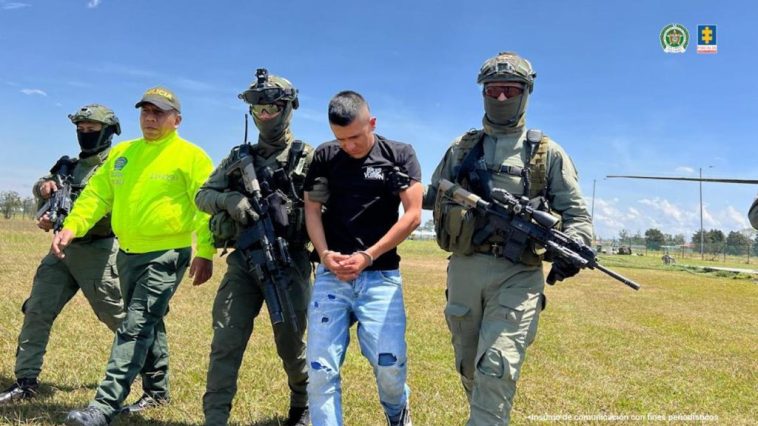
top-left (598, 249), bottom-right (758, 273)
top-left (1, 219), bottom-right (756, 425)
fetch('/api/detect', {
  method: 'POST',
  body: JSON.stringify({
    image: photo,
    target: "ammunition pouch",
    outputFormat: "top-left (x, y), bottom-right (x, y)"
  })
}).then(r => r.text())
top-left (434, 185), bottom-right (480, 255)
top-left (471, 236), bottom-right (542, 267)
top-left (286, 207), bottom-right (307, 249)
top-left (210, 210), bottom-right (240, 248)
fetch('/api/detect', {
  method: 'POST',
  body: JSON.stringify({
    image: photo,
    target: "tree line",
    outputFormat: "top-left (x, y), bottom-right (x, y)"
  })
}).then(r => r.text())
top-left (616, 227), bottom-right (758, 256)
top-left (0, 190), bottom-right (37, 220)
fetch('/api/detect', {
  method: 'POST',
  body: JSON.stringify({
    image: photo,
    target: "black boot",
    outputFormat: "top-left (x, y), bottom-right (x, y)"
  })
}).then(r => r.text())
top-left (0, 378), bottom-right (39, 404)
top-left (121, 393), bottom-right (169, 415)
top-left (286, 405), bottom-right (310, 426)
top-left (65, 406), bottom-right (109, 426)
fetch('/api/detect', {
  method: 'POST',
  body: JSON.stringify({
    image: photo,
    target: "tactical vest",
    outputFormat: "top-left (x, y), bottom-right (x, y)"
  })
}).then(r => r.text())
top-left (453, 128), bottom-right (549, 200)
top-left (219, 141), bottom-right (311, 250)
top-left (436, 129), bottom-right (553, 265)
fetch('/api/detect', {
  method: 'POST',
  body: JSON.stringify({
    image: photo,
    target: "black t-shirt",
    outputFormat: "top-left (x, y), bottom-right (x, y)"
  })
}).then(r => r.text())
top-left (304, 134), bottom-right (421, 270)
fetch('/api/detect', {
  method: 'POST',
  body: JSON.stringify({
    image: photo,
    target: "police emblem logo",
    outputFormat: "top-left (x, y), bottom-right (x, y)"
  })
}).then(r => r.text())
top-left (660, 23), bottom-right (689, 53)
top-left (114, 157), bottom-right (128, 170)
top-left (697, 25), bottom-right (717, 54)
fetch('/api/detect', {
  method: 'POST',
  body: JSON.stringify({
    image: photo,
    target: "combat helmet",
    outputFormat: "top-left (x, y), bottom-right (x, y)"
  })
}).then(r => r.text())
top-left (477, 51), bottom-right (536, 93)
top-left (238, 68), bottom-right (299, 110)
top-left (68, 104), bottom-right (121, 156)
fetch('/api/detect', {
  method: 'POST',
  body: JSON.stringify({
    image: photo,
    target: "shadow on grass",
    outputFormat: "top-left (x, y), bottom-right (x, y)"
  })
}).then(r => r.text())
top-left (111, 414), bottom-right (289, 426)
top-left (1, 400), bottom-right (81, 424)
top-left (111, 414), bottom-right (198, 426)
top-left (249, 417), bottom-right (288, 426)
top-left (0, 375), bottom-right (101, 399)
top-left (0, 376), bottom-right (196, 425)
top-left (0, 402), bottom-right (200, 425)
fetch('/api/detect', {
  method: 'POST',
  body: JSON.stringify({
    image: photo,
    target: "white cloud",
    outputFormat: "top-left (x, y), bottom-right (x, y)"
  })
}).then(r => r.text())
top-left (1, 2), bottom-right (31, 10)
top-left (723, 205), bottom-right (750, 229)
top-left (675, 166), bottom-right (694, 174)
top-left (20, 88), bottom-right (47, 96)
top-left (591, 196), bottom-right (750, 240)
top-left (87, 0), bottom-right (102, 8)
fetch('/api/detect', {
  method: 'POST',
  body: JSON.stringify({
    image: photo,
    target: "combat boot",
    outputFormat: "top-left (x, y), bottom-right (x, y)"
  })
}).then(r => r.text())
top-left (386, 403), bottom-right (412, 426)
top-left (286, 405), bottom-right (310, 426)
top-left (65, 406), bottom-right (109, 426)
top-left (121, 393), bottom-right (169, 415)
top-left (0, 378), bottom-right (39, 404)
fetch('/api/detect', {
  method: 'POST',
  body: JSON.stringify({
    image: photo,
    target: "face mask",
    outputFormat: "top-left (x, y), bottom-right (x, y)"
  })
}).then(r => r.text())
top-left (77, 126), bottom-right (116, 157)
top-left (484, 94), bottom-right (527, 127)
top-left (253, 102), bottom-right (293, 142)
top-left (77, 131), bottom-right (101, 153)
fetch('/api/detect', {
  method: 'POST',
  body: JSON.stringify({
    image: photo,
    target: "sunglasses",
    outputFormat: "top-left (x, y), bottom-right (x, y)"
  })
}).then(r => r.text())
top-left (251, 102), bottom-right (284, 116)
top-left (483, 85), bottom-right (524, 99)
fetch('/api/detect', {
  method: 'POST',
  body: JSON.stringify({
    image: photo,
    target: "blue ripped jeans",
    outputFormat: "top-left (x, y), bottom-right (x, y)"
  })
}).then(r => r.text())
top-left (307, 265), bottom-right (410, 426)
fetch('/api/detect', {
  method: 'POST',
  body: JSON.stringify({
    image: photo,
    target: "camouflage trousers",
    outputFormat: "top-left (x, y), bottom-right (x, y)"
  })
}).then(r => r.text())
top-left (445, 253), bottom-right (544, 426)
top-left (90, 248), bottom-right (190, 419)
top-left (203, 249), bottom-right (311, 426)
top-left (15, 237), bottom-right (124, 379)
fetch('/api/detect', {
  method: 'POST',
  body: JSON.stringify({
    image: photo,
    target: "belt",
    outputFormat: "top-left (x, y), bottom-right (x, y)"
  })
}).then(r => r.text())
top-left (474, 242), bottom-right (505, 257)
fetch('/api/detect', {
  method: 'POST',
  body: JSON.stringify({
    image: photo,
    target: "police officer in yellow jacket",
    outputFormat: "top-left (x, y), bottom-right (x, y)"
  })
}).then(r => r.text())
top-left (423, 52), bottom-right (593, 425)
top-left (52, 87), bottom-right (215, 426)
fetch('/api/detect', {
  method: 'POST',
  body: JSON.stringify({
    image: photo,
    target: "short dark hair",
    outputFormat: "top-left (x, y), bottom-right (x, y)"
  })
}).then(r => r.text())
top-left (328, 90), bottom-right (369, 126)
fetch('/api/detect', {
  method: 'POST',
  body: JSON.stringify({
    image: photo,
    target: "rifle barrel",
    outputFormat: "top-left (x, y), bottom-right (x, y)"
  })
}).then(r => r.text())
top-left (593, 263), bottom-right (641, 290)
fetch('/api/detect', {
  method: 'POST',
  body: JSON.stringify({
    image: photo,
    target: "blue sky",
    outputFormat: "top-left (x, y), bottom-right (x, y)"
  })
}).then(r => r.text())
top-left (1, 0), bottom-right (756, 239)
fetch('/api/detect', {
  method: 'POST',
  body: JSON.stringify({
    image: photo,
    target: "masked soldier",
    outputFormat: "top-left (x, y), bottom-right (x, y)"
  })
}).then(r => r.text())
top-left (195, 69), bottom-right (313, 426)
top-left (0, 105), bottom-right (125, 405)
top-left (423, 52), bottom-right (593, 424)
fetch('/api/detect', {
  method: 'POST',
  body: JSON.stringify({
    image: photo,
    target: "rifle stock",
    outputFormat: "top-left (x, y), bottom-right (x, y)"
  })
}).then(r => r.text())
top-left (438, 179), bottom-right (641, 290)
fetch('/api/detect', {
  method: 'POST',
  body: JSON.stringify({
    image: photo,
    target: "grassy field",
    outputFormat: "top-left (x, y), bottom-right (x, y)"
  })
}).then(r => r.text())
top-left (0, 218), bottom-right (756, 425)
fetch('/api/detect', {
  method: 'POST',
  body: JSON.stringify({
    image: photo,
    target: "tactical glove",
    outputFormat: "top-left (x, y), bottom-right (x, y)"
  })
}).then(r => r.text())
top-left (222, 192), bottom-right (259, 226)
top-left (546, 257), bottom-right (581, 285)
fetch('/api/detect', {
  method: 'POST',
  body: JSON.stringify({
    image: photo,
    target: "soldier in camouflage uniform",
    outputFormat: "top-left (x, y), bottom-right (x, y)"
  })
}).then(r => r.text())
top-left (423, 52), bottom-right (593, 425)
top-left (195, 69), bottom-right (313, 426)
top-left (0, 105), bottom-right (125, 405)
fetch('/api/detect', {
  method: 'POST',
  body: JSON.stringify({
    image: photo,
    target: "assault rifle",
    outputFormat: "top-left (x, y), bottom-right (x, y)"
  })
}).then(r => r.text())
top-left (227, 148), bottom-right (300, 331)
top-left (438, 179), bottom-right (641, 290)
top-left (35, 156), bottom-right (75, 233)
